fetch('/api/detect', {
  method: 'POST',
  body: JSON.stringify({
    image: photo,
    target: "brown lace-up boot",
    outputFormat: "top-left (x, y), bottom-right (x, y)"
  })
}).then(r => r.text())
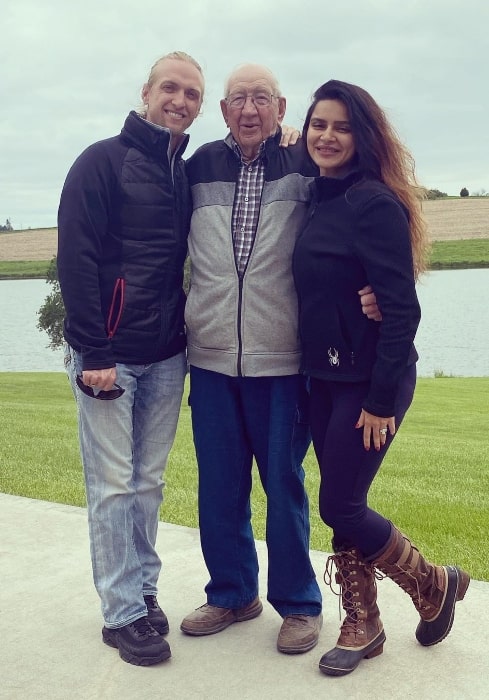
top-left (318, 547), bottom-right (385, 676)
top-left (371, 525), bottom-right (470, 646)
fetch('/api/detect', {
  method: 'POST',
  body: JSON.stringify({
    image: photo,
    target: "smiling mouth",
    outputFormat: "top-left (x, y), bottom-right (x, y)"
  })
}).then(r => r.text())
top-left (165, 110), bottom-right (185, 119)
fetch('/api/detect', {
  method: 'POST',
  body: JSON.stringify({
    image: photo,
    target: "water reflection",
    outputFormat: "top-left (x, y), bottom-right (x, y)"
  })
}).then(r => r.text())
top-left (0, 271), bottom-right (488, 376)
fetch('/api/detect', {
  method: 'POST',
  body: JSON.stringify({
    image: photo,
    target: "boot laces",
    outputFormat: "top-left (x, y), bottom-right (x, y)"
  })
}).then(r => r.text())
top-left (324, 552), bottom-right (379, 629)
top-left (376, 565), bottom-right (424, 609)
top-left (144, 595), bottom-right (158, 611)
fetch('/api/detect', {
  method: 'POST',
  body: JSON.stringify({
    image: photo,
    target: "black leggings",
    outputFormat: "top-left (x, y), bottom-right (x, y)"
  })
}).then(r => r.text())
top-left (309, 365), bottom-right (416, 558)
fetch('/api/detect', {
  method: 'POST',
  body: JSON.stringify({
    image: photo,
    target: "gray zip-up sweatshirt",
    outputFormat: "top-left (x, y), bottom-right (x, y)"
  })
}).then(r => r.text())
top-left (185, 131), bottom-right (317, 377)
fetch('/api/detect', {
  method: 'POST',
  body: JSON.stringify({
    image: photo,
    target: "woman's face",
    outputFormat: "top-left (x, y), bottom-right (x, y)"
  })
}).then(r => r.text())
top-left (306, 99), bottom-right (356, 177)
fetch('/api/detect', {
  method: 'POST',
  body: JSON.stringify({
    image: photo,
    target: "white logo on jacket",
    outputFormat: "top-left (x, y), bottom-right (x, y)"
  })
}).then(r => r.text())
top-left (328, 347), bottom-right (340, 367)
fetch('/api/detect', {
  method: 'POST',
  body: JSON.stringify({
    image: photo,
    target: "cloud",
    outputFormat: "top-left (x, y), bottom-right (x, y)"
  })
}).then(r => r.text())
top-left (1, 0), bottom-right (487, 227)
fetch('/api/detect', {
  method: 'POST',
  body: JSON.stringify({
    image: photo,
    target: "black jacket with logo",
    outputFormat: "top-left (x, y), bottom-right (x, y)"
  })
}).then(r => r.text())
top-left (58, 111), bottom-right (190, 369)
top-left (293, 171), bottom-right (421, 417)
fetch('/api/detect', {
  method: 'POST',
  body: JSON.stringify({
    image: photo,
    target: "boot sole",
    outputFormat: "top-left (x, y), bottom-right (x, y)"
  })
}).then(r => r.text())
top-left (319, 629), bottom-right (386, 676)
top-left (277, 637), bottom-right (320, 655)
top-left (416, 566), bottom-right (470, 646)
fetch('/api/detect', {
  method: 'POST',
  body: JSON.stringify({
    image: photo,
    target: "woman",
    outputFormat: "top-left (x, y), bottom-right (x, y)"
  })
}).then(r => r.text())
top-left (292, 80), bottom-right (470, 676)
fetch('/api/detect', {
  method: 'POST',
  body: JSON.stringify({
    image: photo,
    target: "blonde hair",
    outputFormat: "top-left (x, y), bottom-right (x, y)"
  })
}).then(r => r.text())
top-left (137, 51), bottom-right (204, 115)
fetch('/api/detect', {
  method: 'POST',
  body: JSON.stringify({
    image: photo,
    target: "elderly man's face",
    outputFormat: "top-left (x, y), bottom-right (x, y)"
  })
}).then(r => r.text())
top-left (220, 66), bottom-right (286, 160)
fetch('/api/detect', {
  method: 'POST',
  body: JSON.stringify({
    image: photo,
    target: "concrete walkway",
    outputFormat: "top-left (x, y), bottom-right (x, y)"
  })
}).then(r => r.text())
top-left (1, 492), bottom-right (487, 699)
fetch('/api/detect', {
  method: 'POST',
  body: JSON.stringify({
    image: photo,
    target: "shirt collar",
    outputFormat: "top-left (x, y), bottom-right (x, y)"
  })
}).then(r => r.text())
top-left (225, 133), bottom-right (266, 165)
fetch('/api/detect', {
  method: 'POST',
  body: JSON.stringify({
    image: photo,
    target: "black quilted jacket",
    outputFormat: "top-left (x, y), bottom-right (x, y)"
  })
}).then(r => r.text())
top-left (58, 111), bottom-right (190, 369)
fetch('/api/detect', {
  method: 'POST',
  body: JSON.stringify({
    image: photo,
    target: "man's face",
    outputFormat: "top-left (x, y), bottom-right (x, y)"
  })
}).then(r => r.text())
top-left (141, 58), bottom-right (204, 135)
top-left (220, 66), bottom-right (286, 160)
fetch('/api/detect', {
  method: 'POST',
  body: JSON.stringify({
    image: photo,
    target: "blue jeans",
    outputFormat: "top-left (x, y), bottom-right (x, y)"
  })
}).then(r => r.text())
top-left (189, 366), bottom-right (322, 617)
top-left (65, 345), bottom-right (186, 628)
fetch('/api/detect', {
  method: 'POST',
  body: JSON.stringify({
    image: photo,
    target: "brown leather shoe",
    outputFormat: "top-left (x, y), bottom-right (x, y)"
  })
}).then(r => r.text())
top-left (277, 613), bottom-right (323, 654)
top-left (180, 597), bottom-right (263, 636)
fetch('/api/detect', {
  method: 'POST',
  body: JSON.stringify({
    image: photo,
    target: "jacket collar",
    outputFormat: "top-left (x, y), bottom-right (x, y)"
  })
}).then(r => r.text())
top-left (314, 169), bottom-right (365, 200)
top-left (121, 111), bottom-right (190, 162)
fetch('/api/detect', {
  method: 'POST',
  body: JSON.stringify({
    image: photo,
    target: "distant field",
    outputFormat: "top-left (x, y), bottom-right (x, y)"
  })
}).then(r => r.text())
top-left (422, 197), bottom-right (489, 240)
top-left (0, 198), bottom-right (488, 262)
top-left (0, 228), bottom-right (58, 261)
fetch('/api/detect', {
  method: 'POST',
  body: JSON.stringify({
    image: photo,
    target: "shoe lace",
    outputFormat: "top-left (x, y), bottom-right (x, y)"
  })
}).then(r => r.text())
top-left (144, 595), bottom-right (158, 611)
top-left (284, 615), bottom-right (311, 628)
top-left (131, 616), bottom-right (155, 636)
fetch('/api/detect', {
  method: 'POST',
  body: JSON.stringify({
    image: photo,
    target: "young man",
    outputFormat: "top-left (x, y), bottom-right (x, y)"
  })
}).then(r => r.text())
top-left (57, 52), bottom-right (204, 667)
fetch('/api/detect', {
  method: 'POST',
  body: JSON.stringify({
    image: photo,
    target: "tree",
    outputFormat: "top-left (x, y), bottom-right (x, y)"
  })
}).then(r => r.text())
top-left (0, 218), bottom-right (13, 231)
top-left (37, 256), bottom-right (65, 350)
top-left (460, 187), bottom-right (469, 197)
top-left (426, 189), bottom-right (447, 200)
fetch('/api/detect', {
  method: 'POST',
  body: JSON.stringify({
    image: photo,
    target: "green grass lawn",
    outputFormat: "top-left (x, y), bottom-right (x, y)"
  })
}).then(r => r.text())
top-left (0, 237), bottom-right (489, 280)
top-left (0, 260), bottom-right (51, 279)
top-left (429, 239), bottom-right (489, 269)
top-left (1, 372), bottom-right (487, 581)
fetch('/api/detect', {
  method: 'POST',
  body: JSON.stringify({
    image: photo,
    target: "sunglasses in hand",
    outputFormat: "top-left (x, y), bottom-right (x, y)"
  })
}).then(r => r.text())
top-left (76, 375), bottom-right (125, 400)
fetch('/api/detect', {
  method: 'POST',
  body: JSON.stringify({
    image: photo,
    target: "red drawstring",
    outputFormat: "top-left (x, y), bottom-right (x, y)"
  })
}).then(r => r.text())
top-left (107, 278), bottom-right (125, 339)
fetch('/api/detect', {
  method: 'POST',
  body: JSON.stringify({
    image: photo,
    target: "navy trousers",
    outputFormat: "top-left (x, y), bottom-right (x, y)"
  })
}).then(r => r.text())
top-left (189, 366), bottom-right (322, 617)
top-left (308, 365), bottom-right (417, 557)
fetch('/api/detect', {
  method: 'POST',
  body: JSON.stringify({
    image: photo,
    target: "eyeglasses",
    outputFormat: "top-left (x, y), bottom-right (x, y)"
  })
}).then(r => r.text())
top-left (76, 375), bottom-right (125, 400)
top-left (225, 91), bottom-right (278, 109)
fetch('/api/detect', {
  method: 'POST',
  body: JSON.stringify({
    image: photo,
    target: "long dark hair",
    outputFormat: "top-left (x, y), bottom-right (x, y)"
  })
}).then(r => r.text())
top-left (303, 79), bottom-right (429, 276)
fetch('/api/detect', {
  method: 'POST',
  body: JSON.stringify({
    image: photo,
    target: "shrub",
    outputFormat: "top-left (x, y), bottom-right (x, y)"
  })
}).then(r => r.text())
top-left (426, 189), bottom-right (447, 200)
top-left (37, 257), bottom-right (65, 350)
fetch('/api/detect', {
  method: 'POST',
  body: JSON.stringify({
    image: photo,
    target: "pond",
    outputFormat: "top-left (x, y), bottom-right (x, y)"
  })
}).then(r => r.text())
top-left (0, 270), bottom-right (488, 376)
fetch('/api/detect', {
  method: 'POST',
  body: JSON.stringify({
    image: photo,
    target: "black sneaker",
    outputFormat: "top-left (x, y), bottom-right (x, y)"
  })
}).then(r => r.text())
top-left (144, 595), bottom-right (169, 635)
top-left (102, 616), bottom-right (171, 666)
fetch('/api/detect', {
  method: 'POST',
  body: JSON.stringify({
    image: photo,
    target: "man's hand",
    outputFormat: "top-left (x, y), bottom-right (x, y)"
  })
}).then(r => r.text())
top-left (81, 367), bottom-right (117, 391)
top-left (358, 285), bottom-right (382, 321)
top-left (279, 125), bottom-right (301, 147)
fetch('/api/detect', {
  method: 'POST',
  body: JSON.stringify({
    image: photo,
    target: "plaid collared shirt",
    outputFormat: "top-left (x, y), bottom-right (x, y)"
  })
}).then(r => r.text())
top-left (230, 139), bottom-right (266, 276)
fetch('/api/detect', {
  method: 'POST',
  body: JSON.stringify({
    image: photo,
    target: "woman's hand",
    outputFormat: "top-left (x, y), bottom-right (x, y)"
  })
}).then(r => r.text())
top-left (356, 409), bottom-right (396, 451)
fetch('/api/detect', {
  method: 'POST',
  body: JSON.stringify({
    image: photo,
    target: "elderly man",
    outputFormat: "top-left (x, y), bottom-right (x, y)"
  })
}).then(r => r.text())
top-left (180, 64), bottom-right (323, 654)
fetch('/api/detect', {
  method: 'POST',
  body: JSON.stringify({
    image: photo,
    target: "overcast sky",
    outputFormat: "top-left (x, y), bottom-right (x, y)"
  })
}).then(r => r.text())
top-left (1, 0), bottom-right (488, 229)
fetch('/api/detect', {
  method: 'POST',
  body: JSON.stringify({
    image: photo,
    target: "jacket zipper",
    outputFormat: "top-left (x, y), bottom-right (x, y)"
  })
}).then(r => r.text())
top-left (236, 276), bottom-right (244, 376)
top-left (233, 157), bottom-right (264, 377)
top-left (107, 278), bottom-right (125, 339)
